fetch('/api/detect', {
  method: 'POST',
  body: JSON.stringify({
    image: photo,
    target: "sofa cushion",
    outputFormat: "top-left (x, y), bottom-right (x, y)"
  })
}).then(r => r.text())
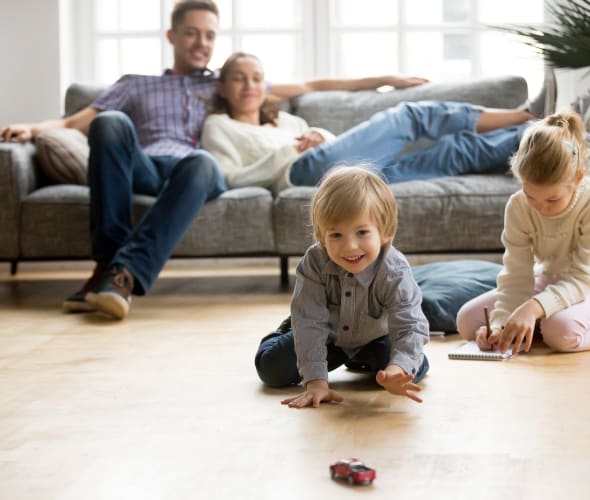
top-left (20, 186), bottom-right (275, 258)
top-left (291, 75), bottom-right (529, 135)
top-left (35, 129), bottom-right (89, 185)
top-left (412, 259), bottom-right (501, 333)
top-left (273, 174), bottom-right (520, 255)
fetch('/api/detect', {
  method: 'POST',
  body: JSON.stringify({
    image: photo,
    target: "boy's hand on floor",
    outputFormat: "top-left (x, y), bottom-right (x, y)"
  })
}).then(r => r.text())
top-left (281, 379), bottom-right (344, 409)
top-left (376, 368), bottom-right (423, 403)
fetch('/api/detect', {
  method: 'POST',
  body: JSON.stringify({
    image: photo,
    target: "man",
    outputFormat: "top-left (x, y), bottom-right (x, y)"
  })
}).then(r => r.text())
top-left (1, 0), bottom-right (427, 320)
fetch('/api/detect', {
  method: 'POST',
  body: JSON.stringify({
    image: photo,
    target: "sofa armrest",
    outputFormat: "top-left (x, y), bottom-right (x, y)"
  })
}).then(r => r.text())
top-left (0, 141), bottom-right (38, 259)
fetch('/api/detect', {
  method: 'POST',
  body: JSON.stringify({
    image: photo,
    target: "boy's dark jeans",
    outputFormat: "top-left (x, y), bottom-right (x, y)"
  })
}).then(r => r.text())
top-left (255, 326), bottom-right (428, 388)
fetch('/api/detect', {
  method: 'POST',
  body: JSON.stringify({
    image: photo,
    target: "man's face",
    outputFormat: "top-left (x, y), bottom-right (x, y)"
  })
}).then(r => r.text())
top-left (167, 9), bottom-right (219, 74)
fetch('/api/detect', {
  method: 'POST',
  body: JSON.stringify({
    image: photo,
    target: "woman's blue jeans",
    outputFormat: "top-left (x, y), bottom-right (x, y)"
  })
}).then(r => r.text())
top-left (87, 111), bottom-right (227, 294)
top-left (290, 101), bottom-right (527, 186)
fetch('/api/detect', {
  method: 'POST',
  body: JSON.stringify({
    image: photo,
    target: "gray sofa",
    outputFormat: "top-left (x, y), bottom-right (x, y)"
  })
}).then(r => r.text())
top-left (0, 75), bottom-right (528, 285)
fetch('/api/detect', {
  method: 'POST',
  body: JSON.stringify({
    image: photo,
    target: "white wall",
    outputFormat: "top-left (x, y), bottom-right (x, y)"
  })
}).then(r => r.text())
top-left (0, 0), bottom-right (62, 123)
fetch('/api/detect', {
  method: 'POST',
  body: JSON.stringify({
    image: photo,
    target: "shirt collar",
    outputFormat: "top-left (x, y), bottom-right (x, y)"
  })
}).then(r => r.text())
top-left (163, 67), bottom-right (217, 78)
top-left (322, 248), bottom-right (383, 288)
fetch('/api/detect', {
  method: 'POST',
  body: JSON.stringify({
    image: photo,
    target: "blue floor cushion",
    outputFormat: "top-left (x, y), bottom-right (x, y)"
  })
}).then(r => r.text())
top-left (411, 260), bottom-right (502, 333)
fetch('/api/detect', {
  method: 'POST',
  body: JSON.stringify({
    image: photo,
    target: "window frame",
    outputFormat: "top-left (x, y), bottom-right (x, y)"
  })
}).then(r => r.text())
top-left (74, 0), bottom-right (547, 87)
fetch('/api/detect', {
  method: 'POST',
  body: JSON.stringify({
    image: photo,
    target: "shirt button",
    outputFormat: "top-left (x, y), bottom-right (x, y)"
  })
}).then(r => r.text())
top-left (348, 273), bottom-right (354, 278)
top-left (343, 325), bottom-right (349, 331)
top-left (345, 291), bottom-right (351, 297)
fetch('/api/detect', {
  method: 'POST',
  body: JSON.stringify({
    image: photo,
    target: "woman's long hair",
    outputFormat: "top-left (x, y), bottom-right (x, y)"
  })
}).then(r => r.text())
top-left (209, 52), bottom-right (279, 126)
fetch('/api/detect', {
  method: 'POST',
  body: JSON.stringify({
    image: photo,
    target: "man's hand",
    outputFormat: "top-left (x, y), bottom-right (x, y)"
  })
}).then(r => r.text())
top-left (294, 130), bottom-right (325, 153)
top-left (376, 365), bottom-right (423, 403)
top-left (281, 379), bottom-right (344, 409)
top-left (0, 124), bottom-right (33, 143)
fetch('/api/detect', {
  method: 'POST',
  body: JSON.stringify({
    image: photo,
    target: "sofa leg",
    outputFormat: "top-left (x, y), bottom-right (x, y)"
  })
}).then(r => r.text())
top-left (279, 256), bottom-right (289, 288)
top-left (10, 261), bottom-right (18, 275)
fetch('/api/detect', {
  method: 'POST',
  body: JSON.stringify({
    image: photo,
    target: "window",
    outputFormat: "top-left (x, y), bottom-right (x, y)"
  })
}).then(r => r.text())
top-left (77, 0), bottom-right (170, 84)
top-left (78, 0), bottom-right (546, 94)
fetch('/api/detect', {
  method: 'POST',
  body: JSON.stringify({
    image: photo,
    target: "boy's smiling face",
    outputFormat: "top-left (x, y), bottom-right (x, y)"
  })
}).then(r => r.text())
top-left (323, 210), bottom-right (384, 275)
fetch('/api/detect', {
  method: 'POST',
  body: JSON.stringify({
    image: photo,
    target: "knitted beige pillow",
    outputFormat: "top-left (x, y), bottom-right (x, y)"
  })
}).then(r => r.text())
top-left (35, 128), bottom-right (89, 185)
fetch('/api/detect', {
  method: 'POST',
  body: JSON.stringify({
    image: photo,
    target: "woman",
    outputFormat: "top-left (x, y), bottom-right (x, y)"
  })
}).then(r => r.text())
top-left (200, 53), bottom-right (335, 194)
top-left (201, 52), bottom-right (535, 193)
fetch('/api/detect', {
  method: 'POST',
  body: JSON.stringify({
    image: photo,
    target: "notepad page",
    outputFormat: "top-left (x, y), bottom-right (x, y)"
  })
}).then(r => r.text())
top-left (448, 341), bottom-right (513, 361)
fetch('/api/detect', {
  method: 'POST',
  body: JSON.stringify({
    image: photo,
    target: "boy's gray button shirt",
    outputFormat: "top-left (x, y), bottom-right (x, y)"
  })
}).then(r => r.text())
top-left (291, 243), bottom-right (429, 384)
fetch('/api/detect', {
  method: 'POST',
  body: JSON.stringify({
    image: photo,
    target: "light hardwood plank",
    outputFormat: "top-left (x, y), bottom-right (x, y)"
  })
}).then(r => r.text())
top-left (1, 260), bottom-right (589, 500)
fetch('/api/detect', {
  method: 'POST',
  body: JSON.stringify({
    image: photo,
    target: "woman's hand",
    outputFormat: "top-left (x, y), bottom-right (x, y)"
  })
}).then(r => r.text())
top-left (376, 365), bottom-right (423, 403)
top-left (281, 379), bottom-right (344, 408)
top-left (294, 130), bottom-right (325, 153)
top-left (498, 299), bottom-right (544, 354)
top-left (389, 76), bottom-right (430, 89)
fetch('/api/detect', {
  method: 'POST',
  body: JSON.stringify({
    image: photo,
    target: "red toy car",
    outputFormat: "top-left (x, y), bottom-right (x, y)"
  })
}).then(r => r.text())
top-left (329, 458), bottom-right (376, 485)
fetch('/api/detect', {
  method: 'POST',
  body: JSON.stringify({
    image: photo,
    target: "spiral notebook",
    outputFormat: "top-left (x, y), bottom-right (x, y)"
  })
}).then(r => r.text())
top-left (448, 341), bottom-right (514, 361)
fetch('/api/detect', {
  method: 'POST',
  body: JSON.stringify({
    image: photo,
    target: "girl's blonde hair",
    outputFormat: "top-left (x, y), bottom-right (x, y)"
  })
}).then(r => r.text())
top-left (511, 110), bottom-right (587, 185)
top-left (311, 166), bottom-right (398, 248)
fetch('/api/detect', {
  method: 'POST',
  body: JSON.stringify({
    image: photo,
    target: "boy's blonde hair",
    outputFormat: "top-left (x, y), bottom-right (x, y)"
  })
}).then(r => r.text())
top-left (511, 110), bottom-right (587, 185)
top-left (311, 166), bottom-right (398, 248)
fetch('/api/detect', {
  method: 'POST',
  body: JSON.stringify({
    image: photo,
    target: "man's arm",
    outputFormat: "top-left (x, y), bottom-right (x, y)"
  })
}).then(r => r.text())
top-left (268, 75), bottom-right (429, 101)
top-left (1, 106), bottom-right (99, 143)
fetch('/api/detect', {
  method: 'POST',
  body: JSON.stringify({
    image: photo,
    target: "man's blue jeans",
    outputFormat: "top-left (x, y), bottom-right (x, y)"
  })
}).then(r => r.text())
top-left (87, 111), bottom-right (227, 295)
top-left (290, 101), bottom-right (527, 186)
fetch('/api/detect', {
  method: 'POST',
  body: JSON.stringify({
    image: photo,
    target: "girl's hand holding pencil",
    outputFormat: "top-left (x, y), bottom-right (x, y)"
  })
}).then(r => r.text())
top-left (474, 306), bottom-right (500, 351)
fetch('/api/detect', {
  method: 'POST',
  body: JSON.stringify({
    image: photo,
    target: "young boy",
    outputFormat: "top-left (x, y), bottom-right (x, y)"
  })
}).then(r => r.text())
top-left (255, 166), bottom-right (429, 407)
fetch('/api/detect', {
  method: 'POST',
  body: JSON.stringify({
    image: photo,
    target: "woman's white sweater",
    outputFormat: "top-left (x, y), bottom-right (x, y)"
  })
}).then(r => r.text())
top-left (201, 111), bottom-right (334, 194)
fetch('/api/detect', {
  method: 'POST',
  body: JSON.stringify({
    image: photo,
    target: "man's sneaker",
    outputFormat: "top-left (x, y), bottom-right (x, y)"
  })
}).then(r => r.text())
top-left (86, 263), bottom-right (134, 320)
top-left (62, 262), bottom-right (107, 313)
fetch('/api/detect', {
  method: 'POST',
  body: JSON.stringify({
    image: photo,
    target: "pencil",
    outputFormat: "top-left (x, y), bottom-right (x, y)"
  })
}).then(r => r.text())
top-left (484, 306), bottom-right (491, 338)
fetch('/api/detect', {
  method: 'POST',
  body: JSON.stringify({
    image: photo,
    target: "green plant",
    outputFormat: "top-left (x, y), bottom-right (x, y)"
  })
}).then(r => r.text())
top-left (498, 0), bottom-right (590, 69)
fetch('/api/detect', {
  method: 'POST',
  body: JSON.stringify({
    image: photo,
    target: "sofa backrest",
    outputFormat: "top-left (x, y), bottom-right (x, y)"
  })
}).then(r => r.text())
top-left (291, 75), bottom-right (528, 134)
top-left (64, 83), bottom-right (108, 117)
top-left (64, 75), bottom-right (528, 135)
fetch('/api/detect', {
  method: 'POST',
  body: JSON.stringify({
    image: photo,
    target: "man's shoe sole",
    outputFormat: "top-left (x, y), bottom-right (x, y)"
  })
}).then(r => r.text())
top-left (62, 299), bottom-right (97, 313)
top-left (87, 292), bottom-right (130, 320)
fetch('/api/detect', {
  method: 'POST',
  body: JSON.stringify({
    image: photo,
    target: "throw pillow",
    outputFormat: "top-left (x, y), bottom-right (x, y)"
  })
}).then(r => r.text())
top-left (412, 260), bottom-right (501, 333)
top-left (35, 128), bottom-right (89, 185)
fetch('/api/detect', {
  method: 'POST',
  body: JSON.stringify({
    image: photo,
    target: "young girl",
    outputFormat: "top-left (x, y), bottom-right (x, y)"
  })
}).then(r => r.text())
top-left (201, 52), bottom-right (534, 193)
top-left (254, 166), bottom-right (429, 407)
top-left (456, 111), bottom-right (590, 355)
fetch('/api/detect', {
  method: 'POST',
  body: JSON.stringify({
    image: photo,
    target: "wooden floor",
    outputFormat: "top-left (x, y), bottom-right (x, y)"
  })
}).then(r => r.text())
top-left (1, 259), bottom-right (589, 500)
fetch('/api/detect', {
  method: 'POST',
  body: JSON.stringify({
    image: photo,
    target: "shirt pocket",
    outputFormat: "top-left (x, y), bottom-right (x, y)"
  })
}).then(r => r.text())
top-left (358, 311), bottom-right (389, 343)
